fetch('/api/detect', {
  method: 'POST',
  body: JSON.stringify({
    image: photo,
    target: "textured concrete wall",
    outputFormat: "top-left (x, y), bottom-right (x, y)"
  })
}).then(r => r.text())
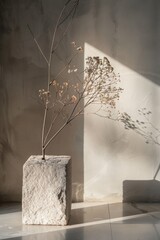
top-left (0, 0), bottom-right (160, 202)
top-left (0, 0), bottom-right (84, 202)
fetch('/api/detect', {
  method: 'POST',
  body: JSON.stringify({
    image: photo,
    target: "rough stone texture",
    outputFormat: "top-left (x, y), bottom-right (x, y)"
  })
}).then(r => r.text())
top-left (22, 155), bottom-right (71, 225)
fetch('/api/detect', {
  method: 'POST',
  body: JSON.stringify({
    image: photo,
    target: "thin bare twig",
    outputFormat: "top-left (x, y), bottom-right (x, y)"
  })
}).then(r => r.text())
top-left (44, 105), bottom-right (65, 144)
top-left (27, 24), bottom-right (49, 64)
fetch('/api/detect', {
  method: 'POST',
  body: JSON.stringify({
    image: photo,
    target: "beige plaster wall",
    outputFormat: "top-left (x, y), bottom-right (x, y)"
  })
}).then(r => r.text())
top-left (79, 0), bottom-right (160, 202)
top-left (0, 0), bottom-right (160, 202)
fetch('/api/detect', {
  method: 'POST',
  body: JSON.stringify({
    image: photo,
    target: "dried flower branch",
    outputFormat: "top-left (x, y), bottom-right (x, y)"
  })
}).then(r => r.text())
top-left (29, 0), bottom-right (123, 160)
top-left (41, 55), bottom-right (123, 154)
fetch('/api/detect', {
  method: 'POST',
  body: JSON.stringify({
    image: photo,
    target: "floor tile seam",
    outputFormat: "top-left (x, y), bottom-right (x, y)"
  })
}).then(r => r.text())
top-left (0, 212), bottom-right (157, 240)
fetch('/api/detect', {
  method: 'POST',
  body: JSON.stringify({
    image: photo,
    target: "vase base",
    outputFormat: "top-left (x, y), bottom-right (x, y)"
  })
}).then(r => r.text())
top-left (22, 155), bottom-right (72, 225)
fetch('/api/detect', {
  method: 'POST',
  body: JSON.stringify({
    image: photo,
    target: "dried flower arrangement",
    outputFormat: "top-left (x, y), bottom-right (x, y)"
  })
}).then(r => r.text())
top-left (28, 0), bottom-right (123, 160)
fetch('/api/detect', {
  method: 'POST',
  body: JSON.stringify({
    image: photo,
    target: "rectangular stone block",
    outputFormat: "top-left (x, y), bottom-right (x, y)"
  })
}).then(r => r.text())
top-left (22, 155), bottom-right (71, 225)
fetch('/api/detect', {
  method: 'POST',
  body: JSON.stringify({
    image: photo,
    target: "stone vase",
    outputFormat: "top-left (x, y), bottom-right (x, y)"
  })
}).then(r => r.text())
top-left (22, 155), bottom-right (72, 225)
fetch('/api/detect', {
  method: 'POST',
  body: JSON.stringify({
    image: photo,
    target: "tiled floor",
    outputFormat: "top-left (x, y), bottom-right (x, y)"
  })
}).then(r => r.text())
top-left (1, 202), bottom-right (160, 239)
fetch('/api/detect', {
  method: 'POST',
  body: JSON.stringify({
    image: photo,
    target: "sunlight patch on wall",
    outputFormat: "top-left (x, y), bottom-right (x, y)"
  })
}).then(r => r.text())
top-left (83, 42), bottom-right (160, 202)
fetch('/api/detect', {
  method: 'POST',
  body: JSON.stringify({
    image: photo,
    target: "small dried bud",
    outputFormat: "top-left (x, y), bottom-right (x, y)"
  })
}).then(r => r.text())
top-left (52, 80), bottom-right (56, 85)
top-left (71, 95), bottom-right (77, 103)
top-left (63, 82), bottom-right (68, 87)
top-left (71, 41), bottom-right (76, 47)
top-left (76, 46), bottom-right (83, 51)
